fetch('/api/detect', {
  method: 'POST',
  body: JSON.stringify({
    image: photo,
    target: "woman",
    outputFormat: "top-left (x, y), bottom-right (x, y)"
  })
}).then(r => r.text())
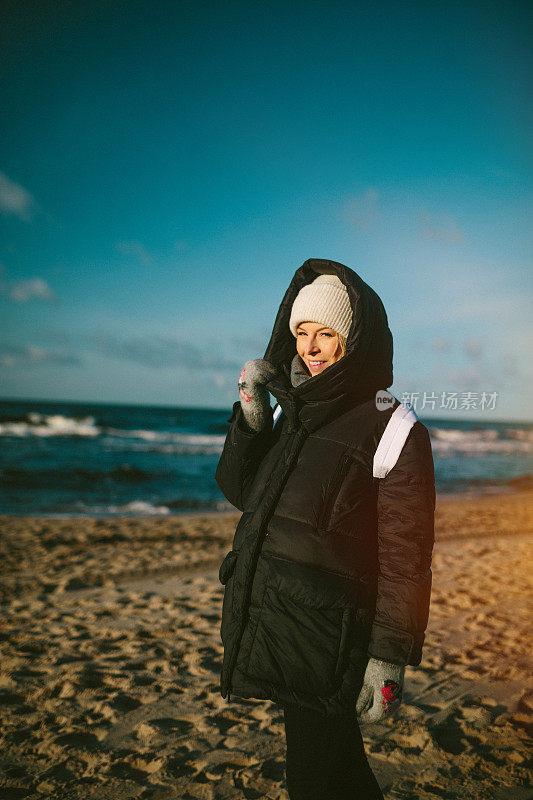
top-left (215, 259), bottom-right (436, 799)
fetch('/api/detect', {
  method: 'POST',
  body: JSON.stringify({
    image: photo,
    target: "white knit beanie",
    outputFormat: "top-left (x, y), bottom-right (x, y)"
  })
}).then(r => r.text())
top-left (289, 274), bottom-right (352, 339)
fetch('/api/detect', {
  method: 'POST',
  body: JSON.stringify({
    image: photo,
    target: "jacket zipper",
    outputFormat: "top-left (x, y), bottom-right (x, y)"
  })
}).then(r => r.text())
top-left (319, 453), bottom-right (352, 531)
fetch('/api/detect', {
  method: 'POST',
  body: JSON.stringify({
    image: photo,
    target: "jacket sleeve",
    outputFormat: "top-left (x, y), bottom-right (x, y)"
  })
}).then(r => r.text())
top-left (368, 421), bottom-right (436, 667)
top-left (215, 400), bottom-right (275, 512)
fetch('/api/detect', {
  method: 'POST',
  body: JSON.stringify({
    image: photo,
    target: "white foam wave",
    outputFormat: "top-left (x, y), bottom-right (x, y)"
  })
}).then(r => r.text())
top-left (0, 413), bottom-right (224, 451)
top-left (0, 413), bottom-right (100, 437)
top-left (102, 428), bottom-right (225, 455)
top-left (504, 428), bottom-right (533, 442)
top-left (104, 426), bottom-right (225, 446)
top-left (75, 499), bottom-right (170, 515)
top-left (429, 427), bottom-right (533, 456)
top-left (113, 500), bottom-right (170, 514)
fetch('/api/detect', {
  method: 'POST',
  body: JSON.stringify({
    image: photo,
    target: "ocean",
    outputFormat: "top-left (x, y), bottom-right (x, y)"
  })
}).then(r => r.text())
top-left (1, 398), bottom-right (532, 516)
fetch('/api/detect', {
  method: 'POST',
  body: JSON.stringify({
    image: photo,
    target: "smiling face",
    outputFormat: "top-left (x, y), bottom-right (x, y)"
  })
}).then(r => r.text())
top-left (296, 321), bottom-right (344, 375)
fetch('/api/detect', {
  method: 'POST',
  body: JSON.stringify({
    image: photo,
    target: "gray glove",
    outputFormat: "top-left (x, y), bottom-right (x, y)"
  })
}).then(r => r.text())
top-left (356, 658), bottom-right (405, 724)
top-left (238, 359), bottom-right (278, 433)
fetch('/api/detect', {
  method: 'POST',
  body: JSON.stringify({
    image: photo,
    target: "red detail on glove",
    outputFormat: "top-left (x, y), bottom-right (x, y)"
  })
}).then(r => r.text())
top-left (238, 368), bottom-right (252, 402)
top-left (381, 684), bottom-right (397, 703)
top-left (380, 681), bottom-right (401, 713)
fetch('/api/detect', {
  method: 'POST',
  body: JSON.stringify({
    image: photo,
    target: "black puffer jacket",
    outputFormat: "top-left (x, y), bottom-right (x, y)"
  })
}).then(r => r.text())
top-left (215, 259), bottom-right (435, 716)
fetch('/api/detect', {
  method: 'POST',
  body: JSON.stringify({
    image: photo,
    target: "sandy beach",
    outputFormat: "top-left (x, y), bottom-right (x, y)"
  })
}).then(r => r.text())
top-left (0, 490), bottom-right (532, 800)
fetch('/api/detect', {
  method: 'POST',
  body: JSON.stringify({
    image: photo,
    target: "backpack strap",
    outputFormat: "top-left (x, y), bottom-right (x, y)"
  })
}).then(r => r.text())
top-left (373, 402), bottom-right (419, 478)
top-left (273, 404), bottom-right (283, 426)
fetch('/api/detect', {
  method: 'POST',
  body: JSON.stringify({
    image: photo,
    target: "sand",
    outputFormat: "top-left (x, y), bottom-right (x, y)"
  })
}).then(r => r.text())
top-left (0, 490), bottom-right (532, 800)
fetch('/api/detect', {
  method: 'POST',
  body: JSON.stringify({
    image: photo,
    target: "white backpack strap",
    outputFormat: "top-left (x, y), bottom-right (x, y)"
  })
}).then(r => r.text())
top-left (373, 402), bottom-right (419, 478)
top-left (273, 404), bottom-right (282, 426)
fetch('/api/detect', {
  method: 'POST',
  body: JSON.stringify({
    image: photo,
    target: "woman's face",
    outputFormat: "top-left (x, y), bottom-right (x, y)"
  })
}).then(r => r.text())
top-left (296, 322), bottom-right (343, 376)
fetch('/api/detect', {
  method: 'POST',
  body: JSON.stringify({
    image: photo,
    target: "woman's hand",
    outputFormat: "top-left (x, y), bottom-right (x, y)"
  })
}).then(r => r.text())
top-left (238, 359), bottom-right (279, 432)
top-left (356, 658), bottom-right (405, 724)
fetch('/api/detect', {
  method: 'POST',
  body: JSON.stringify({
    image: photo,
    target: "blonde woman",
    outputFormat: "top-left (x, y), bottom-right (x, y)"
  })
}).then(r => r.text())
top-left (216, 259), bottom-right (435, 799)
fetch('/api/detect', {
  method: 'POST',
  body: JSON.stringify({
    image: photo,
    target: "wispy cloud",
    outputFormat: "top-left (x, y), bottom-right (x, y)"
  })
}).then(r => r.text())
top-left (116, 240), bottom-right (154, 266)
top-left (228, 332), bottom-right (271, 353)
top-left (441, 362), bottom-right (486, 389)
top-left (431, 336), bottom-right (452, 352)
top-left (342, 190), bottom-right (465, 244)
top-left (0, 172), bottom-right (37, 221)
top-left (419, 208), bottom-right (465, 244)
top-left (422, 333), bottom-right (525, 393)
top-left (500, 351), bottom-right (521, 379)
top-left (441, 290), bottom-right (529, 324)
top-left (91, 332), bottom-right (242, 371)
top-left (344, 187), bottom-right (380, 230)
top-left (463, 338), bottom-right (483, 359)
top-left (395, 259), bottom-right (530, 329)
top-left (0, 276), bottom-right (57, 303)
top-left (0, 343), bottom-right (81, 367)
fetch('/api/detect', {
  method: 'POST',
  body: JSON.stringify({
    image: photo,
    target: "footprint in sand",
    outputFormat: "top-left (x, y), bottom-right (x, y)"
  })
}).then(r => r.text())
top-left (53, 730), bottom-right (101, 749)
top-left (430, 716), bottom-right (468, 755)
top-left (151, 717), bottom-right (195, 736)
top-left (110, 692), bottom-right (143, 712)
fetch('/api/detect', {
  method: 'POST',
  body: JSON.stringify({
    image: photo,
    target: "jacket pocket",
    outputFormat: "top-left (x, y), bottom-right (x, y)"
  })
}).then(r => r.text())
top-left (219, 549), bottom-right (239, 585)
top-left (318, 453), bottom-right (353, 532)
top-left (244, 555), bottom-right (357, 698)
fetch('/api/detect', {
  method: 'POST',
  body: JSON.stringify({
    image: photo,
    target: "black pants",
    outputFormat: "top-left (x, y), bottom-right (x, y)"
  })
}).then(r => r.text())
top-left (283, 704), bottom-right (385, 800)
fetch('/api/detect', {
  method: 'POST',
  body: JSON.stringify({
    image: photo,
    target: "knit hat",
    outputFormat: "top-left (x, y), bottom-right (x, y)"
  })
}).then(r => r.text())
top-left (289, 273), bottom-right (352, 339)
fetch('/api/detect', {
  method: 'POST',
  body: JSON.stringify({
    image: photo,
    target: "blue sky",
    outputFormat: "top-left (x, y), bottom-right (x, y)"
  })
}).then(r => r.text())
top-left (1, 0), bottom-right (531, 420)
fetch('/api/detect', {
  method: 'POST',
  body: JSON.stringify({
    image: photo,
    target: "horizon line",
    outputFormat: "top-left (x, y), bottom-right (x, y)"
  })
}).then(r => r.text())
top-left (0, 395), bottom-right (531, 426)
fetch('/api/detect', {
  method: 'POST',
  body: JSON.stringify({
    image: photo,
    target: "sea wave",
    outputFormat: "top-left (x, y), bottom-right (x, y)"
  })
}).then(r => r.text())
top-left (2, 411), bottom-right (531, 460)
top-left (0, 413), bottom-right (100, 437)
top-left (103, 427), bottom-right (225, 452)
top-left (428, 427), bottom-right (533, 456)
top-left (0, 411), bottom-right (225, 453)
top-left (77, 499), bottom-right (172, 515)
top-left (69, 498), bottom-right (234, 516)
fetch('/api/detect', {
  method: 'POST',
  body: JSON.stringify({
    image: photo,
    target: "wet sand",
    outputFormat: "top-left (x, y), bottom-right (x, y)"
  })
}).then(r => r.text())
top-left (0, 490), bottom-right (532, 799)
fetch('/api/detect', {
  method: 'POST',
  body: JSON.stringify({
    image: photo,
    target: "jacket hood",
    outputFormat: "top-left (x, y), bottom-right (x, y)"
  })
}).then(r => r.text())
top-left (263, 258), bottom-right (393, 430)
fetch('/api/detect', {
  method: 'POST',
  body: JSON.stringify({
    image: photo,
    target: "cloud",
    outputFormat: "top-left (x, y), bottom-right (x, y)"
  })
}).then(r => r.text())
top-left (435, 362), bottom-right (510, 393)
top-left (440, 363), bottom-right (485, 389)
top-left (38, 326), bottom-right (73, 345)
top-left (228, 332), bottom-right (271, 353)
top-left (116, 240), bottom-right (154, 266)
top-left (442, 290), bottom-right (529, 324)
top-left (395, 265), bottom-right (530, 328)
top-left (0, 342), bottom-right (81, 367)
top-left (431, 337), bottom-right (452, 352)
top-left (0, 277), bottom-right (57, 303)
top-left (427, 339), bottom-right (524, 393)
top-left (500, 351), bottom-right (521, 379)
top-left (419, 208), bottom-right (465, 244)
top-left (464, 338), bottom-right (483, 359)
top-left (91, 332), bottom-right (243, 371)
top-left (0, 172), bottom-right (37, 221)
top-left (344, 187), bottom-right (380, 230)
